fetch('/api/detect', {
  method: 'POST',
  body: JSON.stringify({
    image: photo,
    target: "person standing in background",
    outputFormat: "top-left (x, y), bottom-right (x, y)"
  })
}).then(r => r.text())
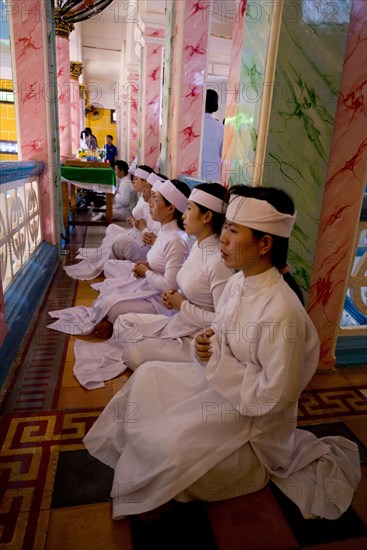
top-left (104, 135), bottom-right (118, 167)
top-left (84, 128), bottom-right (98, 151)
top-left (201, 89), bottom-right (224, 183)
top-left (112, 160), bottom-right (138, 221)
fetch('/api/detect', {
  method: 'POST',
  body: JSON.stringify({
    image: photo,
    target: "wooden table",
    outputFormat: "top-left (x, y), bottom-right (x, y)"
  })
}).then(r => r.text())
top-left (61, 165), bottom-right (116, 240)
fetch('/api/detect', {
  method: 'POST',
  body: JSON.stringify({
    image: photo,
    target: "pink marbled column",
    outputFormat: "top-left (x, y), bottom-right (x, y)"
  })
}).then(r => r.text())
top-left (9, 0), bottom-right (55, 241)
top-left (222, 0), bottom-right (248, 186)
top-left (0, 277), bottom-right (7, 346)
top-left (168, 0), bottom-right (211, 178)
top-left (307, 0), bottom-right (367, 370)
top-left (140, 28), bottom-right (164, 168)
top-left (126, 74), bottom-right (139, 163)
top-left (56, 36), bottom-right (72, 160)
top-left (70, 80), bottom-right (80, 154)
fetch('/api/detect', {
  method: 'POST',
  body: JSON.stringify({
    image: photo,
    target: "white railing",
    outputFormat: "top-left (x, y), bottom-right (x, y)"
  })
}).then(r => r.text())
top-left (0, 166), bottom-right (43, 290)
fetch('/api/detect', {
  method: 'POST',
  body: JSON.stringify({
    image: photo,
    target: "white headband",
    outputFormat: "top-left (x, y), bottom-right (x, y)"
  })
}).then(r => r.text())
top-left (158, 179), bottom-right (188, 213)
top-left (147, 173), bottom-right (164, 186)
top-left (189, 188), bottom-right (226, 214)
top-left (135, 168), bottom-right (151, 180)
top-left (226, 195), bottom-right (297, 238)
top-left (152, 178), bottom-right (164, 192)
top-left (128, 158), bottom-right (137, 175)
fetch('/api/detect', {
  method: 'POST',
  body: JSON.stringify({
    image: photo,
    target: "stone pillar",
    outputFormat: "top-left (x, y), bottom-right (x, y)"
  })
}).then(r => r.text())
top-left (8, 0), bottom-right (61, 243)
top-left (263, 0), bottom-right (355, 303)
top-left (307, 0), bottom-right (367, 369)
top-left (70, 61), bottom-right (83, 155)
top-left (163, 0), bottom-right (211, 178)
top-left (79, 83), bottom-right (86, 140)
top-left (222, 0), bottom-right (284, 187)
top-left (222, 0), bottom-right (248, 186)
top-left (125, 71), bottom-right (139, 163)
top-left (137, 25), bottom-right (165, 168)
top-left (55, 7), bottom-right (73, 160)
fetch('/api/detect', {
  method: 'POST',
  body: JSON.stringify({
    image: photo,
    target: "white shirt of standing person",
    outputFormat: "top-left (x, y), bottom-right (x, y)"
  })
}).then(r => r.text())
top-left (201, 113), bottom-right (224, 183)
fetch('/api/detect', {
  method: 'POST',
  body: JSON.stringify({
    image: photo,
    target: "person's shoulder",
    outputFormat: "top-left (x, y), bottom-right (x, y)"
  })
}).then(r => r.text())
top-left (166, 229), bottom-right (191, 247)
top-left (269, 280), bottom-right (307, 320)
top-left (207, 114), bottom-right (224, 135)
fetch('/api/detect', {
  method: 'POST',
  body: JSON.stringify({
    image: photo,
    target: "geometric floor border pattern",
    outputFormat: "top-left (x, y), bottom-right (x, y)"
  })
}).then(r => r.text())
top-left (1, 407), bottom-right (366, 549)
top-left (298, 385), bottom-right (367, 423)
top-left (0, 409), bottom-right (101, 549)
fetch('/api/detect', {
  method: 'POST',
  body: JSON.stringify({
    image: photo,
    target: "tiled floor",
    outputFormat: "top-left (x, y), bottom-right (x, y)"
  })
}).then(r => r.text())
top-left (0, 222), bottom-right (366, 549)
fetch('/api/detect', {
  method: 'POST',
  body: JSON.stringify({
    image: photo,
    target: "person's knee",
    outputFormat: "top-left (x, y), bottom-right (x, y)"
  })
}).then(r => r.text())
top-left (106, 224), bottom-right (121, 236)
top-left (112, 237), bottom-right (128, 259)
top-left (113, 239), bottom-right (141, 262)
top-left (123, 343), bottom-right (147, 371)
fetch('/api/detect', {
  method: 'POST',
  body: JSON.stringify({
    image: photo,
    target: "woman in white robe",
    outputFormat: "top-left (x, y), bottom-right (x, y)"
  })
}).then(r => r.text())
top-left (73, 183), bottom-right (235, 389)
top-left (103, 176), bottom-right (162, 279)
top-left (48, 179), bottom-right (192, 337)
top-left (83, 185), bottom-right (361, 520)
top-left (64, 167), bottom-right (161, 280)
top-left (111, 161), bottom-right (138, 221)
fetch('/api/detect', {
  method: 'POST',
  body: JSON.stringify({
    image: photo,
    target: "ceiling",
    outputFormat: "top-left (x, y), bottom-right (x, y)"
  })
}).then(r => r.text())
top-left (75, 0), bottom-right (236, 108)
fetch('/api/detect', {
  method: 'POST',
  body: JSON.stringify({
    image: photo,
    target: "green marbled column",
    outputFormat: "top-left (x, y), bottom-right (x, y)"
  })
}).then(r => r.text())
top-left (227, 0), bottom-right (272, 186)
top-left (264, 0), bottom-right (352, 294)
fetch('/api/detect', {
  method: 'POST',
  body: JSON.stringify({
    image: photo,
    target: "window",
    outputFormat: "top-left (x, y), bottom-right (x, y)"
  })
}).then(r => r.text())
top-left (0, 89), bottom-right (14, 103)
top-left (0, 140), bottom-right (17, 154)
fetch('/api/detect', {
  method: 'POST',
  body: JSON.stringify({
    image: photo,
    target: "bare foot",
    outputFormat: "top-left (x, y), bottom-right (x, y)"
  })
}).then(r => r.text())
top-left (92, 319), bottom-right (113, 339)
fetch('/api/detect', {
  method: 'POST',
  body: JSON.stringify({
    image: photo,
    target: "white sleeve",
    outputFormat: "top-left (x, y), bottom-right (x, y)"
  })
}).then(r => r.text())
top-left (205, 315), bottom-right (319, 417)
top-left (179, 261), bottom-right (232, 330)
top-left (209, 260), bottom-right (233, 311)
top-left (132, 197), bottom-right (145, 219)
top-left (180, 300), bottom-right (215, 332)
top-left (116, 182), bottom-right (131, 207)
top-left (145, 236), bottom-right (189, 291)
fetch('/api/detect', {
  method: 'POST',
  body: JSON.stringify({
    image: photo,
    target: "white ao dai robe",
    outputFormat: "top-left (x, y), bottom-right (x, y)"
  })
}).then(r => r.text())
top-left (48, 220), bottom-right (191, 335)
top-left (104, 201), bottom-right (161, 279)
top-left (83, 268), bottom-right (361, 519)
top-left (73, 234), bottom-right (234, 388)
top-left (112, 175), bottom-right (138, 221)
top-left (64, 196), bottom-right (159, 280)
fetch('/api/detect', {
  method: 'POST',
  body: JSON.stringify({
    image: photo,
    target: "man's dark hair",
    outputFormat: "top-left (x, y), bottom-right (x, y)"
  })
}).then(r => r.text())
top-left (115, 160), bottom-right (129, 175)
top-left (106, 134), bottom-right (113, 140)
top-left (205, 89), bottom-right (219, 114)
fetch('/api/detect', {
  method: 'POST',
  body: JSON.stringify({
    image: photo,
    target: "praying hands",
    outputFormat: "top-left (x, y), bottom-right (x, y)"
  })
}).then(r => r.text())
top-left (194, 328), bottom-right (215, 362)
top-left (132, 262), bottom-right (150, 278)
top-left (162, 289), bottom-right (185, 310)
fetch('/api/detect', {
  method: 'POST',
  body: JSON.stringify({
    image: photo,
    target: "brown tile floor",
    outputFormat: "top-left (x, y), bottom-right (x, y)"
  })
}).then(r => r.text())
top-left (0, 223), bottom-right (366, 549)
